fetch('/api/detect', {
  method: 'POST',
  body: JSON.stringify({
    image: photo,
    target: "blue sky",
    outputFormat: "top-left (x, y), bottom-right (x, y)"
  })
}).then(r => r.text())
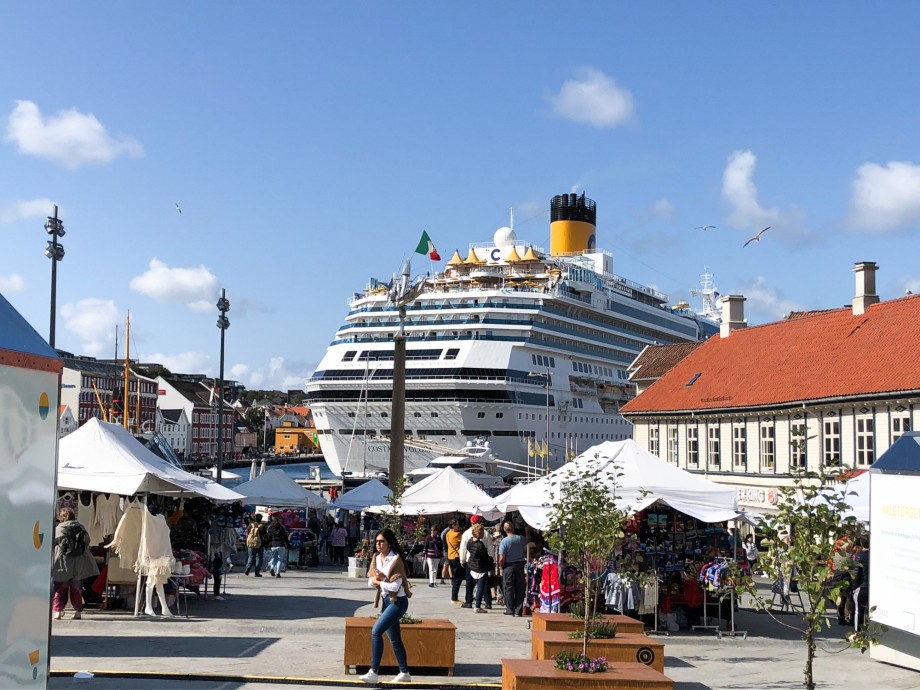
top-left (2, 3), bottom-right (919, 390)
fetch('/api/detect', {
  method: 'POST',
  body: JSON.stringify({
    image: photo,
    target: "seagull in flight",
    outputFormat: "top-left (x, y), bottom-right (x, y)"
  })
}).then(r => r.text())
top-left (743, 226), bottom-right (770, 248)
top-left (695, 225), bottom-right (716, 231)
top-left (175, 203), bottom-right (182, 214)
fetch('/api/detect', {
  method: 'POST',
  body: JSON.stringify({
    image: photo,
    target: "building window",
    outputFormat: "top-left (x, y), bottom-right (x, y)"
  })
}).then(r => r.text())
top-left (707, 425), bottom-right (720, 467)
top-left (892, 410), bottom-right (910, 443)
top-left (823, 418), bottom-right (840, 465)
top-left (648, 427), bottom-right (659, 458)
top-left (667, 426), bottom-right (678, 464)
top-left (687, 425), bottom-right (699, 466)
top-left (790, 421), bottom-right (806, 470)
top-left (732, 423), bottom-right (746, 469)
top-left (856, 416), bottom-right (874, 467)
top-left (760, 421), bottom-right (775, 471)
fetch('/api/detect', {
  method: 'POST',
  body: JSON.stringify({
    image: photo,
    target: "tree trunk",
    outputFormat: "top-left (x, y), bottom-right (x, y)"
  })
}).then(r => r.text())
top-left (805, 628), bottom-right (815, 690)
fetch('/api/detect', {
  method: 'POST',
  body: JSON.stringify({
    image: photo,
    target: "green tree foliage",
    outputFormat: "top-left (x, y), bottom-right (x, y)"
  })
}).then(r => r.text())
top-left (544, 453), bottom-right (638, 656)
top-left (733, 433), bottom-right (883, 690)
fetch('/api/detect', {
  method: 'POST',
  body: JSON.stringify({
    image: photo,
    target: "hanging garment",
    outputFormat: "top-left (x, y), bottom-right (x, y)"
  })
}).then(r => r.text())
top-left (94, 493), bottom-right (122, 540)
top-left (78, 493), bottom-right (103, 547)
top-left (108, 503), bottom-right (176, 585)
top-left (539, 559), bottom-right (561, 613)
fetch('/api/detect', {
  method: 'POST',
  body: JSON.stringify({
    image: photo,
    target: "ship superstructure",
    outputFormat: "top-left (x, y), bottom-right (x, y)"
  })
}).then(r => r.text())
top-left (306, 193), bottom-right (718, 477)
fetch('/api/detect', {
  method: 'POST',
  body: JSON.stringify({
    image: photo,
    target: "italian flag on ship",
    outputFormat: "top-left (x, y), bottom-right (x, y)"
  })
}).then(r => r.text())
top-left (415, 231), bottom-right (441, 261)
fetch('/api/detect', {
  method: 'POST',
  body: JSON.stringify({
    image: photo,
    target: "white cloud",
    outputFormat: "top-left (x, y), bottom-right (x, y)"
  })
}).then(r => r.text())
top-left (4, 100), bottom-right (143, 169)
top-left (849, 161), bottom-right (920, 233)
top-left (722, 150), bottom-right (781, 230)
top-left (550, 68), bottom-right (635, 128)
top-left (129, 258), bottom-right (219, 309)
top-left (143, 351), bottom-right (213, 375)
top-left (60, 298), bottom-right (119, 356)
top-left (649, 198), bottom-right (677, 221)
top-left (0, 273), bottom-right (25, 293)
top-left (233, 356), bottom-right (314, 391)
top-left (0, 198), bottom-right (57, 224)
top-left (734, 276), bottom-right (803, 323)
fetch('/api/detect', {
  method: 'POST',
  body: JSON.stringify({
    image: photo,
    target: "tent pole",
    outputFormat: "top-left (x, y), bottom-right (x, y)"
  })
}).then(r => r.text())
top-left (134, 494), bottom-right (148, 616)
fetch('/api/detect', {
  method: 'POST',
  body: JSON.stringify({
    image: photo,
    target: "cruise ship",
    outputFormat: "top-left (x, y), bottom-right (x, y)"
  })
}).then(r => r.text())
top-left (306, 193), bottom-right (719, 478)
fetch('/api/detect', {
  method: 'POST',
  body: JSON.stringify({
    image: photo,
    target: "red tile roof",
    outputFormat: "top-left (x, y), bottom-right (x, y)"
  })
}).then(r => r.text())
top-left (621, 294), bottom-right (920, 414)
top-left (629, 342), bottom-right (703, 381)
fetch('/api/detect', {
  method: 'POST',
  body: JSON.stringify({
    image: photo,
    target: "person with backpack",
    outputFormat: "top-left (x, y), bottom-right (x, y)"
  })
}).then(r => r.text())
top-left (244, 514), bottom-right (266, 577)
top-left (265, 514), bottom-right (291, 577)
top-left (52, 508), bottom-right (99, 620)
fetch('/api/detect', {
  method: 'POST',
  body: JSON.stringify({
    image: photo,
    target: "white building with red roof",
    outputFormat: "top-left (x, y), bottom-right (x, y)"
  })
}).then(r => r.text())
top-left (621, 262), bottom-right (919, 512)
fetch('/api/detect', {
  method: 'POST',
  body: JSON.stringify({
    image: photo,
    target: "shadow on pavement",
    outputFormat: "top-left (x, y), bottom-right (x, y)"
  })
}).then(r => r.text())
top-left (51, 636), bottom-right (279, 659)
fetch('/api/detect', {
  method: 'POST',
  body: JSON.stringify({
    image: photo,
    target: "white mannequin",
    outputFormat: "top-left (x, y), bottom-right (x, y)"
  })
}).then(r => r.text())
top-left (108, 502), bottom-right (177, 617)
top-left (144, 579), bottom-right (174, 617)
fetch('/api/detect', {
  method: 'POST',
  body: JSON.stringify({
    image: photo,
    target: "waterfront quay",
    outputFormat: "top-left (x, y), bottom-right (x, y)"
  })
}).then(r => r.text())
top-left (49, 567), bottom-right (919, 689)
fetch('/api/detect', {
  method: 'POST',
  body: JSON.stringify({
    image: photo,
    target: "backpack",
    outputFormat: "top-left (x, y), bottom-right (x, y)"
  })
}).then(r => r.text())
top-left (58, 523), bottom-right (87, 557)
top-left (246, 524), bottom-right (262, 548)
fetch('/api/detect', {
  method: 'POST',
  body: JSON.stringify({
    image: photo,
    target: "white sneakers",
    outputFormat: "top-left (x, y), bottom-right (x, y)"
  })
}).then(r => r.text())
top-left (359, 669), bottom-right (411, 684)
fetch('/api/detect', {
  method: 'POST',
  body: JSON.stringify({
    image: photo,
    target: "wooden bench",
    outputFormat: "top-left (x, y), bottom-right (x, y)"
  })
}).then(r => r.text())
top-left (343, 617), bottom-right (456, 675)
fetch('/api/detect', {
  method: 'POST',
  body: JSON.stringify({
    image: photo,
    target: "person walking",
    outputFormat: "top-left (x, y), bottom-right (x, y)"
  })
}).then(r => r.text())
top-left (742, 533), bottom-right (759, 576)
top-left (852, 535), bottom-right (870, 629)
top-left (464, 523), bottom-right (493, 613)
top-left (52, 508), bottom-right (99, 620)
top-left (460, 515), bottom-right (493, 609)
top-left (498, 521), bottom-right (527, 616)
top-left (265, 514), bottom-right (290, 577)
top-left (445, 519), bottom-right (464, 603)
top-left (360, 528), bottom-right (412, 685)
top-left (331, 521), bottom-right (348, 565)
top-left (423, 524), bottom-right (443, 587)
top-left (244, 514), bottom-right (266, 577)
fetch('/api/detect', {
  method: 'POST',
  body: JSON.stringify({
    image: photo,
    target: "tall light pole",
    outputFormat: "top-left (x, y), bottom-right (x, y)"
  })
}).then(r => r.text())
top-left (216, 289), bottom-right (230, 483)
top-left (44, 205), bottom-right (65, 347)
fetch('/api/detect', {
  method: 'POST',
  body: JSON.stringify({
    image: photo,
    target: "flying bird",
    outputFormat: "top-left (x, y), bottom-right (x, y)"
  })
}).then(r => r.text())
top-left (175, 203), bottom-right (182, 214)
top-left (695, 225), bottom-right (716, 231)
top-left (742, 226), bottom-right (770, 248)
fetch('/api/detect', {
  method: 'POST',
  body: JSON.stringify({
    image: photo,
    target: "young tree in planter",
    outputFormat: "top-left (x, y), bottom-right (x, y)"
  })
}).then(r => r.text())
top-left (733, 454), bottom-right (883, 690)
top-left (544, 453), bottom-right (637, 657)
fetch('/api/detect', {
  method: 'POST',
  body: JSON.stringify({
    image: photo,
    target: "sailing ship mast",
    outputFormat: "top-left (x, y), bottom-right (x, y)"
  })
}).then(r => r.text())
top-left (123, 311), bottom-right (131, 431)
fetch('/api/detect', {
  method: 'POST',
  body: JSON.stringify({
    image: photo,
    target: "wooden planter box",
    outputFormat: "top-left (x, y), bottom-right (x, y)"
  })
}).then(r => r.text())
top-left (502, 658), bottom-right (673, 690)
top-left (343, 617), bottom-right (456, 675)
top-left (531, 631), bottom-right (665, 673)
top-left (531, 611), bottom-right (645, 636)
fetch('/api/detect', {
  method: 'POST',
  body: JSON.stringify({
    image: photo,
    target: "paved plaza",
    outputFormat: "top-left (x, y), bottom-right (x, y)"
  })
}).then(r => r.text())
top-left (49, 566), bottom-right (919, 689)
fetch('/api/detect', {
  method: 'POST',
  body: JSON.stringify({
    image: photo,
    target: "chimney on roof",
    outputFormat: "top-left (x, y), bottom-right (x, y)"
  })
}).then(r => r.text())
top-left (852, 261), bottom-right (880, 315)
top-left (719, 295), bottom-right (747, 338)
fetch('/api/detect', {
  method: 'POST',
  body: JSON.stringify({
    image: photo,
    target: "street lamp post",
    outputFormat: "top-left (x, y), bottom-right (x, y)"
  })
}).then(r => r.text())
top-left (216, 289), bottom-right (230, 483)
top-left (44, 205), bottom-right (65, 348)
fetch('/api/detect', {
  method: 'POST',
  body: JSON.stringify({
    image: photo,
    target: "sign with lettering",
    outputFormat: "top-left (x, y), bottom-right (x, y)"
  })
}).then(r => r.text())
top-left (736, 487), bottom-right (779, 506)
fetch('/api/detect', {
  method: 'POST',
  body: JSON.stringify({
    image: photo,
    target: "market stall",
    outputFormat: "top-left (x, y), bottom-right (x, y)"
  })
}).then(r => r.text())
top-left (56, 418), bottom-right (246, 613)
top-left (365, 467), bottom-right (503, 518)
top-left (332, 478), bottom-right (391, 513)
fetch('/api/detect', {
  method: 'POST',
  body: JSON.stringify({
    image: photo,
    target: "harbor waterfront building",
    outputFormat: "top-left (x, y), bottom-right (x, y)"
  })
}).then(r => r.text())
top-left (621, 262), bottom-right (920, 512)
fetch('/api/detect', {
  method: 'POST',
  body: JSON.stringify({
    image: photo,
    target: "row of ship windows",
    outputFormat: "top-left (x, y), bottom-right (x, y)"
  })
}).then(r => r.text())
top-left (342, 348), bottom-right (460, 362)
top-left (334, 429), bottom-right (629, 442)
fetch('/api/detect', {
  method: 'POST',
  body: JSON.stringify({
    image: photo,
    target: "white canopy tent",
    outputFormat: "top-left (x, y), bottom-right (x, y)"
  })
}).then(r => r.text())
top-left (807, 471), bottom-right (870, 524)
top-left (485, 439), bottom-right (738, 529)
top-left (206, 466), bottom-right (243, 481)
top-left (332, 478), bottom-right (391, 512)
top-left (366, 467), bottom-right (503, 518)
top-left (57, 418), bottom-right (244, 502)
top-left (233, 469), bottom-right (327, 509)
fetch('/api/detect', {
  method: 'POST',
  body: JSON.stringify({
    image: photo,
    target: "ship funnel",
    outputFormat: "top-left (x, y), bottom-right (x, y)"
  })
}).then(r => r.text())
top-left (550, 193), bottom-right (596, 256)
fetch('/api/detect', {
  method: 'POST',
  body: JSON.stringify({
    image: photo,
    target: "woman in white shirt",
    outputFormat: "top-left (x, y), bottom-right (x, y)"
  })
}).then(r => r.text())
top-left (360, 528), bottom-right (411, 685)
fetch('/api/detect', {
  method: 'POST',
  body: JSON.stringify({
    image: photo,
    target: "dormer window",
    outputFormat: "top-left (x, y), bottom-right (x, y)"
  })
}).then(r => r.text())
top-left (686, 372), bottom-right (702, 387)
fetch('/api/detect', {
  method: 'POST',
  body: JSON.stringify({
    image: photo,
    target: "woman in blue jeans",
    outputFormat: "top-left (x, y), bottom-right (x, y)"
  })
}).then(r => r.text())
top-left (360, 528), bottom-right (411, 685)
